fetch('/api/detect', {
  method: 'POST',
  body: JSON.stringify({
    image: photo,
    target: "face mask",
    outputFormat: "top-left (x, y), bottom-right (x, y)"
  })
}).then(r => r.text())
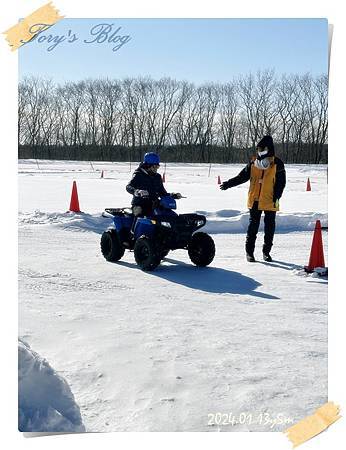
top-left (257, 149), bottom-right (268, 158)
top-left (256, 147), bottom-right (270, 162)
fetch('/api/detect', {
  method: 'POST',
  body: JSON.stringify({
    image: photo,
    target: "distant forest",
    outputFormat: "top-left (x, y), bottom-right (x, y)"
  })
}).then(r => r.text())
top-left (18, 70), bottom-right (328, 164)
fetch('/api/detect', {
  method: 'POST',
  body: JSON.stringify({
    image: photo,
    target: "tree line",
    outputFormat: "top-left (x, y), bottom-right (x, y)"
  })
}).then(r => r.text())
top-left (18, 70), bottom-right (328, 164)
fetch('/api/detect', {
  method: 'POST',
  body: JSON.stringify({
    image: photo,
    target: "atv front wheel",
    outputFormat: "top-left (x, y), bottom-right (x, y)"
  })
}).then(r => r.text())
top-left (134, 237), bottom-right (161, 271)
top-left (188, 232), bottom-right (215, 267)
top-left (100, 229), bottom-right (125, 262)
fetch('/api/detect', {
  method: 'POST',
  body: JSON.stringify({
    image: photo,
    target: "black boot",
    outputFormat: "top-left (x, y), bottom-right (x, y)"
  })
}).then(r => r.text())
top-left (262, 252), bottom-right (272, 262)
top-left (246, 253), bottom-right (256, 262)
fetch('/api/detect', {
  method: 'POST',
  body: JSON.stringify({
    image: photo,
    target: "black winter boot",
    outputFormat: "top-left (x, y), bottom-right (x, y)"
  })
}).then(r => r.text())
top-left (262, 252), bottom-right (272, 262)
top-left (246, 253), bottom-right (256, 262)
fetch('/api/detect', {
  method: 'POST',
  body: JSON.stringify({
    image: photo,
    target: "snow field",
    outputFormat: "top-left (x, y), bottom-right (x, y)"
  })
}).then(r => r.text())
top-left (18, 160), bottom-right (328, 432)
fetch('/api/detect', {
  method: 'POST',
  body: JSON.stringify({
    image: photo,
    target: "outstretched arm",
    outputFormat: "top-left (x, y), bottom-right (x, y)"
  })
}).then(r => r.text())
top-left (220, 162), bottom-right (252, 190)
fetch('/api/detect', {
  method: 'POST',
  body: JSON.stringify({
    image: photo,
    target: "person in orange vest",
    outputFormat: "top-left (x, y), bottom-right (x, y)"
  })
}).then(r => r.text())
top-left (220, 135), bottom-right (286, 262)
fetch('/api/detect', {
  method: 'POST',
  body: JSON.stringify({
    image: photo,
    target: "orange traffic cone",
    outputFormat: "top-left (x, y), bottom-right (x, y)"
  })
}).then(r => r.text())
top-left (306, 177), bottom-right (311, 191)
top-left (101, 170), bottom-right (104, 178)
top-left (305, 220), bottom-right (325, 272)
top-left (69, 181), bottom-right (81, 212)
top-left (162, 173), bottom-right (166, 183)
top-left (217, 175), bottom-right (221, 185)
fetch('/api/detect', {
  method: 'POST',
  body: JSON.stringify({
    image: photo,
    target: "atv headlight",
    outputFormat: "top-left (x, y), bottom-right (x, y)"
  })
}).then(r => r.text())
top-left (161, 221), bottom-right (171, 228)
top-left (196, 219), bottom-right (205, 226)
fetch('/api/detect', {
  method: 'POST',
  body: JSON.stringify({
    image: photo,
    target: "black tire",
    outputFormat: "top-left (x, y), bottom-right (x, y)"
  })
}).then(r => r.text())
top-left (134, 236), bottom-right (161, 271)
top-left (100, 229), bottom-right (125, 262)
top-left (188, 232), bottom-right (215, 267)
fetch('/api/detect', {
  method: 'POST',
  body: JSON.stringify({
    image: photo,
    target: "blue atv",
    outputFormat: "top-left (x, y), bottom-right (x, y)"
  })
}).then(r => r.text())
top-left (100, 195), bottom-right (215, 271)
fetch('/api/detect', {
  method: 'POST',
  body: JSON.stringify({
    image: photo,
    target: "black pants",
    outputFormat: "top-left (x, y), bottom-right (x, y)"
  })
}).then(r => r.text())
top-left (132, 200), bottom-right (154, 217)
top-left (245, 201), bottom-right (276, 255)
top-left (130, 204), bottom-right (154, 234)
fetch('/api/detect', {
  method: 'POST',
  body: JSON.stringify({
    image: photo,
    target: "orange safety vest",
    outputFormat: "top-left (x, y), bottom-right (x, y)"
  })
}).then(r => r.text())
top-left (248, 157), bottom-right (279, 211)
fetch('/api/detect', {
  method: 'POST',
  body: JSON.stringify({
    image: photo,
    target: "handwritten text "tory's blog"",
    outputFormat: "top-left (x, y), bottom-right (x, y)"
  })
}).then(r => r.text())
top-left (24, 23), bottom-right (132, 52)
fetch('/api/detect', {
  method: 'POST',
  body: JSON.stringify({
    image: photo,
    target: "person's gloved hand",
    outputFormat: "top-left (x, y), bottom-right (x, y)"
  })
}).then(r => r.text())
top-left (171, 192), bottom-right (183, 199)
top-left (273, 198), bottom-right (280, 208)
top-left (220, 181), bottom-right (230, 191)
top-left (134, 189), bottom-right (149, 198)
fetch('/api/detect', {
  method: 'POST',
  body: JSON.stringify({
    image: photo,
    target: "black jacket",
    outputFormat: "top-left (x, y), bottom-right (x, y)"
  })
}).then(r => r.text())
top-left (224, 157), bottom-right (286, 202)
top-left (126, 163), bottom-right (167, 208)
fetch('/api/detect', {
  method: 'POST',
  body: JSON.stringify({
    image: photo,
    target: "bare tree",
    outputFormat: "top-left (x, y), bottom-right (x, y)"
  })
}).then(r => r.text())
top-left (18, 72), bottom-right (328, 164)
top-left (275, 74), bottom-right (300, 160)
top-left (218, 81), bottom-right (239, 161)
top-left (238, 70), bottom-right (276, 148)
top-left (57, 81), bottom-right (86, 156)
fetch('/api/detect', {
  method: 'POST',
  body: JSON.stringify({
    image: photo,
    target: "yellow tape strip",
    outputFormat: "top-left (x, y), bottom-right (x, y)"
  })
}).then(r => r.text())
top-left (284, 402), bottom-right (341, 448)
top-left (3, 1), bottom-right (64, 51)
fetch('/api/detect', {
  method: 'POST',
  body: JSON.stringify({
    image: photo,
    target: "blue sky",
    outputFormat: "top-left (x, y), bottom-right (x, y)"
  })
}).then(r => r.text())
top-left (19, 18), bottom-right (328, 84)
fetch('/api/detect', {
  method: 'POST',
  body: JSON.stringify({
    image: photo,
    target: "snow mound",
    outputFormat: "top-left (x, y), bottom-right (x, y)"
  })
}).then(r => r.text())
top-left (19, 210), bottom-right (109, 234)
top-left (18, 339), bottom-right (85, 432)
top-left (203, 210), bottom-right (328, 234)
top-left (18, 209), bottom-right (328, 235)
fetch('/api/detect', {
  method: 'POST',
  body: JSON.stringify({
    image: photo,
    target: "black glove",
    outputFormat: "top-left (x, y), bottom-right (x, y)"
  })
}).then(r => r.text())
top-left (134, 189), bottom-right (149, 198)
top-left (220, 181), bottom-right (230, 191)
top-left (170, 192), bottom-right (182, 199)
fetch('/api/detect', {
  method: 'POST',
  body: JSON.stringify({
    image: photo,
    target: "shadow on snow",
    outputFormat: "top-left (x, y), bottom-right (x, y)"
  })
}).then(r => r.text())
top-left (116, 257), bottom-right (279, 300)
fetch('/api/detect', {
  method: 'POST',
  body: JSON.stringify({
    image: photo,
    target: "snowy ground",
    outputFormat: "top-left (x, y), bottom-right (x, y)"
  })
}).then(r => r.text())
top-left (18, 160), bottom-right (328, 432)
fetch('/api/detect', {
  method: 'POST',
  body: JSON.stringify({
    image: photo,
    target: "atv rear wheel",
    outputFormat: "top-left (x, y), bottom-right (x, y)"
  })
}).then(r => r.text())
top-left (134, 236), bottom-right (161, 271)
top-left (160, 249), bottom-right (169, 259)
top-left (188, 232), bottom-right (215, 267)
top-left (100, 229), bottom-right (125, 262)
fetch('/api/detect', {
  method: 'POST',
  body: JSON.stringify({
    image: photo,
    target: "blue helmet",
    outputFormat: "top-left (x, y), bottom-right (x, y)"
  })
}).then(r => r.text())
top-left (143, 152), bottom-right (160, 165)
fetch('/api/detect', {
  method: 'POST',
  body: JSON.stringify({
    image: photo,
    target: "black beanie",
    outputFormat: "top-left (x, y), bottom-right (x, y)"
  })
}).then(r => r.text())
top-left (257, 135), bottom-right (275, 156)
